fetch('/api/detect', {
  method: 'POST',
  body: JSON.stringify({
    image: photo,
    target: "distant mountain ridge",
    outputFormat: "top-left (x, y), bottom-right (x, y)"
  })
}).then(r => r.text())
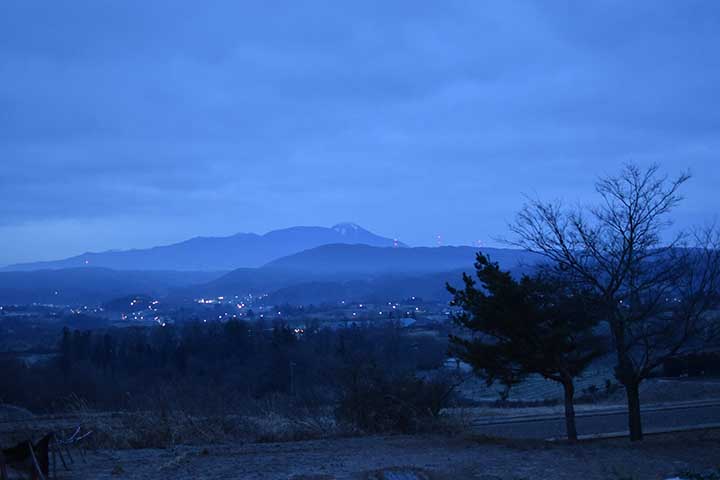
top-left (0, 268), bottom-right (221, 305)
top-left (2, 223), bottom-right (403, 272)
top-left (193, 244), bottom-right (544, 301)
top-left (262, 244), bottom-right (540, 275)
top-left (0, 244), bottom-right (543, 305)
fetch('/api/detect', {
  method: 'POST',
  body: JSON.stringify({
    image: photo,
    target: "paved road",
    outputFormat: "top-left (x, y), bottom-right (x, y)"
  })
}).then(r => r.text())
top-left (470, 400), bottom-right (720, 439)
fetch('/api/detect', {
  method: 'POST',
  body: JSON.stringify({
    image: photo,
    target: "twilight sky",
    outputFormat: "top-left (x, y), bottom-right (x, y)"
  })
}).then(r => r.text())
top-left (1, 1), bottom-right (719, 266)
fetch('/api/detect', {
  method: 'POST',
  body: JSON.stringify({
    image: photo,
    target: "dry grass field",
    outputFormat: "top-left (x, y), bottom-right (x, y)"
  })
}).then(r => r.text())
top-left (3, 378), bottom-right (720, 479)
top-left (34, 430), bottom-right (720, 480)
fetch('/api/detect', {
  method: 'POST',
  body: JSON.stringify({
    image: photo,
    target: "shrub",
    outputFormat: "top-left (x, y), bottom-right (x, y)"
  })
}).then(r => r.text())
top-left (335, 366), bottom-right (458, 433)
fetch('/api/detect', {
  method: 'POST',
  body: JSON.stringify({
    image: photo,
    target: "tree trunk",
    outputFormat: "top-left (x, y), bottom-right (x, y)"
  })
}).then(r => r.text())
top-left (610, 315), bottom-right (643, 441)
top-left (625, 381), bottom-right (643, 441)
top-left (562, 380), bottom-right (578, 442)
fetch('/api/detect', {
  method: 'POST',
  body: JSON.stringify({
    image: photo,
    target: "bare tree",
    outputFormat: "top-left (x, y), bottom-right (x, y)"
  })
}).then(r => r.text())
top-left (510, 164), bottom-right (720, 441)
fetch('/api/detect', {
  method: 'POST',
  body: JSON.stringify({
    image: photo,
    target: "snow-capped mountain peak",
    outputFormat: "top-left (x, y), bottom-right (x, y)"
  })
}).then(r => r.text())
top-left (332, 222), bottom-right (363, 236)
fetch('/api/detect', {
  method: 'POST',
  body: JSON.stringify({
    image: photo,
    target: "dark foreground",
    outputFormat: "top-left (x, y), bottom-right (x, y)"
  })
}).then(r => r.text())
top-left (44, 430), bottom-right (720, 480)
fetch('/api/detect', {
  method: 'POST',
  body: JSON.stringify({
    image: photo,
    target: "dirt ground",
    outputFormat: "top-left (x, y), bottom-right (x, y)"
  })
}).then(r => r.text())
top-left (48, 430), bottom-right (720, 480)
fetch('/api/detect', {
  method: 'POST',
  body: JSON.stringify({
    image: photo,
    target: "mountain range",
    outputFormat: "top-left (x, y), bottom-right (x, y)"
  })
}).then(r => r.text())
top-left (0, 223), bottom-right (543, 305)
top-left (2, 223), bottom-right (402, 272)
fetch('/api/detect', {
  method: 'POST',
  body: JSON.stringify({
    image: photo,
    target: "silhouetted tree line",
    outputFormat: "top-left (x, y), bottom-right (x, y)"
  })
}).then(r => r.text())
top-left (1, 319), bottom-right (450, 429)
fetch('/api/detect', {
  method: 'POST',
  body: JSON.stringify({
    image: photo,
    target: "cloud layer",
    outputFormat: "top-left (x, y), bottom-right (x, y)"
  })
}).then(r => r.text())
top-left (1, 1), bottom-right (719, 264)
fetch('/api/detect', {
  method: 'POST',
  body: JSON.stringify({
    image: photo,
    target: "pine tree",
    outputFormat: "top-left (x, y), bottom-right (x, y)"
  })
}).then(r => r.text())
top-left (447, 253), bottom-right (605, 441)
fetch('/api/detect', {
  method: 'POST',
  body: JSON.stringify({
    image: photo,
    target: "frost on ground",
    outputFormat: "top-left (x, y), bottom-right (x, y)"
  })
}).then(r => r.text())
top-left (50, 430), bottom-right (720, 480)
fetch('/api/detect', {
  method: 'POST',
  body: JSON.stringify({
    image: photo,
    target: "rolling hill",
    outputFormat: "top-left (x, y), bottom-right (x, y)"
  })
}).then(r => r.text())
top-left (189, 244), bottom-right (543, 302)
top-left (262, 244), bottom-right (540, 275)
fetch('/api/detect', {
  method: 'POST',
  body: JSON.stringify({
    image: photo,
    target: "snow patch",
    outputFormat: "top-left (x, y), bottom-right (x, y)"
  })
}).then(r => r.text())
top-left (332, 222), bottom-right (362, 236)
